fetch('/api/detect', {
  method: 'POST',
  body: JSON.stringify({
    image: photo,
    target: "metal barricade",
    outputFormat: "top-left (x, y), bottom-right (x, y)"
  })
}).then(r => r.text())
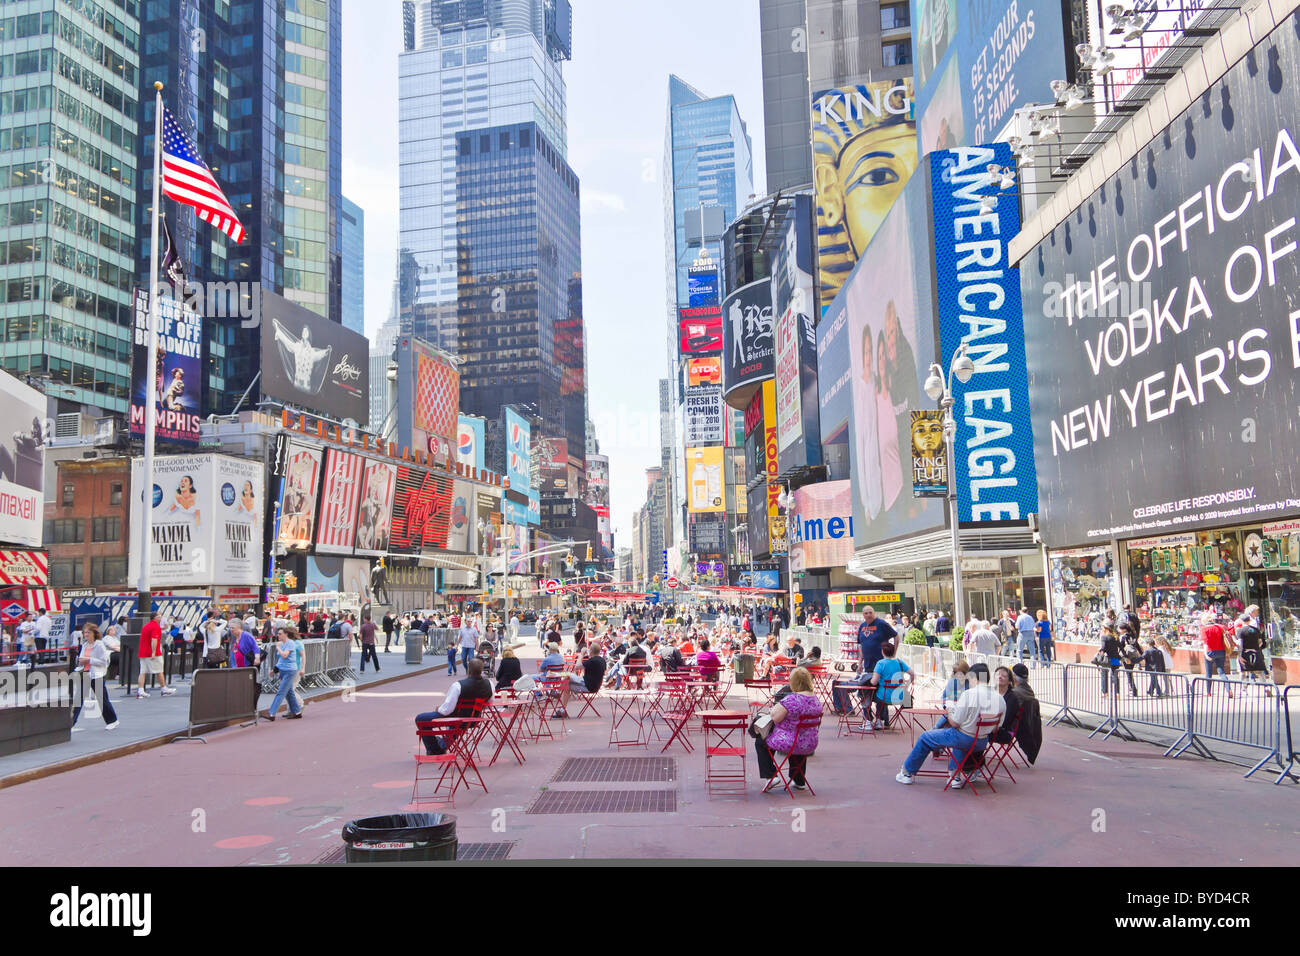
top-left (1051, 663), bottom-right (1132, 740)
top-left (1173, 677), bottom-right (1282, 778)
top-left (1277, 685), bottom-right (1300, 785)
top-left (323, 638), bottom-right (354, 681)
top-left (1106, 670), bottom-right (1196, 752)
top-left (296, 639), bottom-right (328, 689)
top-left (426, 628), bottom-right (454, 658)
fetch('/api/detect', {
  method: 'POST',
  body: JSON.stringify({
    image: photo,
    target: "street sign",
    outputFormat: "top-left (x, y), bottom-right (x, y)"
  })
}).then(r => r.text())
top-left (666, 576), bottom-right (680, 590)
top-left (543, 579), bottom-right (560, 595)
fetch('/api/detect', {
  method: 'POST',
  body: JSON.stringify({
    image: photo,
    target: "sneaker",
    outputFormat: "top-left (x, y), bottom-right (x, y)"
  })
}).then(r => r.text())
top-left (949, 776), bottom-right (965, 790)
top-left (135, 689), bottom-right (150, 699)
top-left (286, 712), bottom-right (303, 720)
top-left (872, 719), bottom-right (884, 730)
top-left (791, 782), bottom-right (807, 791)
top-left (895, 771), bottom-right (914, 785)
top-left (160, 687), bottom-right (176, 697)
top-left (857, 723), bottom-right (873, 733)
top-left (105, 721), bottom-right (119, 730)
top-left (71, 726), bottom-right (84, 733)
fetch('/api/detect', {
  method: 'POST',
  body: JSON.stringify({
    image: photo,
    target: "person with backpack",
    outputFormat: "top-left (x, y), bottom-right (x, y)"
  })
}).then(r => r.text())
top-left (1235, 605), bottom-right (1271, 694)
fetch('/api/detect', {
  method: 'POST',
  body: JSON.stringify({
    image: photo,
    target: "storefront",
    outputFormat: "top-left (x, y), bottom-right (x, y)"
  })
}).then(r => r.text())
top-left (1046, 546), bottom-right (1121, 642)
top-left (912, 554), bottom-right (1046, 623)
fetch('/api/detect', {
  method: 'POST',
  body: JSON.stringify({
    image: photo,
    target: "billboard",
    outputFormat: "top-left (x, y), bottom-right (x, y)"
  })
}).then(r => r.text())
top-left (684, 385), bottom-right (724, 445)
top-left (505, 407), bottom-right (532, 493)
top-left (930, 144), bottom-right (1037, 524)
top-left (260, 289), bottom-right (369, 424)
top-left (811, 80), bottom-right (917, 314)
top-left (585, 455), bottom-right (609, 510)
top-left (686, 356), bottom-right (722, 387)
top-left (771, 193), bottom-right (822, 473)
top-left (538, 436), bottom-right (569, 494)
top-left (446, 480), bottom-right (475, 553)
top-left (685, 446), bottom-right (724, 514)
top-left (1020, 20), bottom-right (1300, 544)
top-left (746, 481), bottom-right (770, 559)
top-left (911, 410), bottom-right (947, 497)
top-left (476, 490), bottom-right (502, 557)
top-left (842, 174), bottom-right (946, 549)
top-left (721, 278), bottom-right (775, 404)
top-left (390, 463), bottom-right (453, 553)
top-left (790, 480), bottom-right (854, 572)
top-left (413, 341), bottom-right (460, 463)
top-left (688, 267), bottom-right (720, 307)
top-left (353, 459), bottom-right (397, 556)
top-left (128, 453), bottom-right (263, 587)
top-left (314, 449), bottom-right (365, 555)
top-left (678, 305), bottom-right (724, 354)
top-left (0, 371), bottom-right (45, 547)
top-left (129, 288), bottom-right (202, 446)
top-left (912, 0), bottom-right (1067, 149)
top-left (274, 441), bottom-right (322, 551)
top-left (457, 414), bottom-right (486, 470)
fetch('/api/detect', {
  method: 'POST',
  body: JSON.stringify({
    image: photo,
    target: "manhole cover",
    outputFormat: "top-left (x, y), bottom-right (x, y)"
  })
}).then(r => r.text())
top-left (527, 789), bottom-right (677, 814)
top-left (551, 757), bottom-right (677, 783)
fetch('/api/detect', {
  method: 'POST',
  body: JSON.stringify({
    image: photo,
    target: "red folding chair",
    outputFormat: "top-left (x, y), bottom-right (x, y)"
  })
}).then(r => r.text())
top-left (983, 714), bottom-right (1021, 784)
top-left (703, 713), bottom-right (748, 796)
top-left (657, 682), bottom-right (697, 754)
top-left (945, 715), bottom-right (1002, 795)
top-left (761, 714), bottom-right (822, 797)
top-left (831, 679), bottom-right (874, 738)
top-left (623, 661), bottom-right (649, 690)
top-left (412, 719), bottom-right (463, 806)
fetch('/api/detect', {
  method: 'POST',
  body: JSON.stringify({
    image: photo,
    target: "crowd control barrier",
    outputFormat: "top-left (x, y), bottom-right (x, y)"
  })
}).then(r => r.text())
top-left (177, 667), bottom-right (259, 742)
top-left (1277, 686), bottom-right (1300, 785)
top-left (1173, 677), bottom-right (1283, 778)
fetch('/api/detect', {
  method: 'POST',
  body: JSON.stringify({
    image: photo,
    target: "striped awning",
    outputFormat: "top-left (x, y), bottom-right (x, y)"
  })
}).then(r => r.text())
top-left (26, 589), bottom-right (62, 613)
top-left (0, 550), bottom-right (48, 586)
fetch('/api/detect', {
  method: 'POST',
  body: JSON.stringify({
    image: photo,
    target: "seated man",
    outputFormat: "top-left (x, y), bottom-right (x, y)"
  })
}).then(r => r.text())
top-left (414, 659), bottom-right (494, 754)
top-left (658, 637), bottom-right (685, 674)
top-left (536, 642), bottom-right (566, 676)
top-left (831, 662), bottom-right (873, 715)
top-left (896, 662), bottom-right (1004, 789)
top-left (552, 647), bottom-right (607, 716)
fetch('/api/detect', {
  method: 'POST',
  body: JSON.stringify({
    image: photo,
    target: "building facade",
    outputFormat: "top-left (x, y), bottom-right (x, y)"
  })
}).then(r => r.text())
top-left (340, 194), bottom-right (363, 334)
top-left (0, 0), bottom-right (141, 415)
top-left (43, 457), bottom-right (130, 590)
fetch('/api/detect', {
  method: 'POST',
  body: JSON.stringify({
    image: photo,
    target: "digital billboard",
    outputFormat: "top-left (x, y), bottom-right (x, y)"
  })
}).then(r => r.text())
top-left (390, 463), bottom-right (453, 554)
top-left (911, 0), bottom-right (1068, 149)
top-left (790, 480), bottom-right (854, 572)
top-left (412, 340), bottom-right (460, 463)
top-left (771, 193), bottom-right (822, 474)
top-left (259, 289), bottom-right (369, 424)
top-left (0, 371), bottom-right (45, 547)
top-left (688, 267), bottom-right (720, 308)
top-left (130, 288), bottom-right (202, 446)
top-left (1020, 18), bottom-right (1300, 544)
top-left (505, 407), bottom-right (532, 493)
top-left (841, 174), bottom-right (946, 549)
top-left (315, 449), bottom-right (365, 555)
top-left (685, 446), bottom-right (725, 514)
top-left (679, 305), bottom-right (724, 354)
top-left (721, 278), bottom-right (775, 406)
top-left (457, 414), bottom-right (486, 470)
top-left (274, 440), bottom-right (322, 551)
top-left (931, 144), bottom-right (1037, 524)
top-left (812, 80), bottom-right (917, 314)
top-left (353, 459), bottom-right (397, 556)
top-left (686, 356), bottom-right (722, 387)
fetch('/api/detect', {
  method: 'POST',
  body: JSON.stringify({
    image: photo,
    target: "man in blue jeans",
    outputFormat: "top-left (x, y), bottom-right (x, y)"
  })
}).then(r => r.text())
top-left (1015, 607), bottom-right (1039, 661)
top-left (896, 663), bottom-right (1004, 789)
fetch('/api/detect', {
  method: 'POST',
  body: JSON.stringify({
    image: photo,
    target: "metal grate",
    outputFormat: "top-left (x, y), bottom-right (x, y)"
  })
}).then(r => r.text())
top-left (527, 789), bottom-right (677, 814)
top-left (315, 845), bottom-right (347, 864)
top-left (458, 841), bottom-right (515, 861)
top-left (550, 757), bottom-right (677, 783)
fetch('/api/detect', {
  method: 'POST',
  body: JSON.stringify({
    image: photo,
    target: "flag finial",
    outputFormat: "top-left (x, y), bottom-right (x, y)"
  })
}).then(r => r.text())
top-left (154, 81), bottom-right (163, 91)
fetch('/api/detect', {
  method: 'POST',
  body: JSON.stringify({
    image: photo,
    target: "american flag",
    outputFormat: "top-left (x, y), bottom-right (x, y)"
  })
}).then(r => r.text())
top-left (160, 105), bottom-right (245, 243)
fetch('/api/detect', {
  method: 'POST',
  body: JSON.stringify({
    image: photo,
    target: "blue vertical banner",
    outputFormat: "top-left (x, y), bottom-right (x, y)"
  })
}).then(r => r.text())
top-left (929, 144), bottom-right (1038, 523)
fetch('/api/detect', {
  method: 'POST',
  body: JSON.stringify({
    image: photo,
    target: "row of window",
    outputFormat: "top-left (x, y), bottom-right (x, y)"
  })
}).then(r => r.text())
top-left (50, 556), bottom-right (127, 588)
top-left (0, 273), bottom-right (133, 331)
top-left (52, 124), bottom-right (135, 190)
top-left (57, 48), bottom-right (134, 117)
top-left (46, 516), bottom-right (122, 543)
top-left (0, 189), bottom-right (131, 264)
top-left (55, 85), bottom-right (137, 151)
top-left (1, 346), bottom-right (130, 397)
top-left (57, 0), bottom-right (138, 52)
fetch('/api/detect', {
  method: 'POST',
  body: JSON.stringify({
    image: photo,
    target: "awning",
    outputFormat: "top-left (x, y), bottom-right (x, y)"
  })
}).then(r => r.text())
top-left (409, 552), bottom-right (481, 574)
top-left (27, 589), bottom-right (62, 613)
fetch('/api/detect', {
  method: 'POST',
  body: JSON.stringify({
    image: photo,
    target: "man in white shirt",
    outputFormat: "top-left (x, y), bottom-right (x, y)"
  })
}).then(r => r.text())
top-left (508, 613), bottom-right (520, 643)
top-left (972, 620), bottom-right (998, 656)
top-left (35, 609), bottom-right (52, 651)
top-left (896, 662), bottom-right (1005, 788)
top-left (243, 609), bottom-right (258, 636)
top-left (15, 613), bottom-right (37, 663)
top-left (458, 617), bottom-right (480, 670)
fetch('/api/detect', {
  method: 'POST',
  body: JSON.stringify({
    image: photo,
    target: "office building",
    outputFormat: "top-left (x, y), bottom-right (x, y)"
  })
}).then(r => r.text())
top-left (0, 1), bottom-right (141, 414)
top-left (341, 195), bottom-right (364, 334)
top-left (397, 0), bottom-right (571, 353)
top-left (136, 0), bottom-right (344, 416)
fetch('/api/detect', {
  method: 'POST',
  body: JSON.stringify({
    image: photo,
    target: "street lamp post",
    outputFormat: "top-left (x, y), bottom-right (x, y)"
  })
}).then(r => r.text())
top-left (924, 343), bottom-right (976, 628)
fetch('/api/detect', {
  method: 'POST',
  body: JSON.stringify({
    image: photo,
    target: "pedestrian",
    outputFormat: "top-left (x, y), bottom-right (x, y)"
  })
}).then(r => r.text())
top-left (1140, 638), bottom-right (1168, 696)
top-left (15, 612), bottom-right (35, 664)
top-left (1119, 623), bottom-right (1142, 695)
top-left (1235, 605), bottom-right (1270, 693)
top-left (1035, 610), bottom-right (1055, 662)
top-left (202, 617), bottom-right (226, 668)
top-left (358, 612), bottom-right (380, 673)
top-left (382, 610), bottom-right (395, 652)
top-left (1015, 607), bottom-right (1038, 662)
top-left (263, 626), bottom-right (304, 720)
top-left (922, 611), bottom-right (937, 647)
top-left (71, 622), bottom-right (119, 731)
top-left (458, 616), bottom-right (479, 670)
top-left (855, 606), bottom-right (898, 673)
top-left (35, 607), bottom-right (52, 659)
top-left (997, 609), bottom-right (1017, 656)
top-left (136, 613), bottom-right (176, 698)
top-left (936, 609), bottom-right (952, 645)
top-left (1095, 625), bottom-right (1124, 698)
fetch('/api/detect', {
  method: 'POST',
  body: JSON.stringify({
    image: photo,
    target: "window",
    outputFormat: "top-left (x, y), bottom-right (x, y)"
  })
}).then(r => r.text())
top-left (110, 482), bottom-right (122, 506)
top-left (46, 519), bottom-right (84, 544)
top-left (93, 516), bottom-right (122, 542)
top-left (880, 3), bottom-right (910, 30)
top-left (50, 559), bottom-right (84, 587)
top-left (62, 483), bottom-right (74, 506)
top-left (882, 38), bottom-right (912, 67)
top-left (91, 556), bottom-right (127, 586)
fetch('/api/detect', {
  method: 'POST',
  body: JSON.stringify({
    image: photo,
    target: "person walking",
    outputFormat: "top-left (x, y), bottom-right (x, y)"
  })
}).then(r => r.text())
top-left (71, 622), bottom-right (119, 731)
top-left (264, 626), bottom-right (304, 720)
top-left (359, 612), bottom-right (380, 673)
top-left (382, 611), bottom-right (395, 652)
top-left (1015, 607), bottom-right (1039, 662)
top-left (458, 616), bottom-right (479, 671)
top-left (1035, 610), bottom-right (1055, 662)
top-left (136, 613), bottom-right (176, 698)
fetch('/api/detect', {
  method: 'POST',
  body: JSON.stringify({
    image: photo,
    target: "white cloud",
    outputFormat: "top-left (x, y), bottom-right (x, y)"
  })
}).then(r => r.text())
top-left (582, 189), bottom-right (627, 214)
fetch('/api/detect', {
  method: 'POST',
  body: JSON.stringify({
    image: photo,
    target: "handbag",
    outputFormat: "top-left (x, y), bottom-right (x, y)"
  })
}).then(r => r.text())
top-left (205, 646), bottom-right (228, 666)
top-left (1091, 649), bottom-right (1108, 666)
top-left (748, 712), bottom-right (774, 740)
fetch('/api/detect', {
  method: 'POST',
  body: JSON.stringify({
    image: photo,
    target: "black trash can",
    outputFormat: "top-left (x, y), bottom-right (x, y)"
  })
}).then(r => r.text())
top-left (341, 813), bottom-right (457, 863)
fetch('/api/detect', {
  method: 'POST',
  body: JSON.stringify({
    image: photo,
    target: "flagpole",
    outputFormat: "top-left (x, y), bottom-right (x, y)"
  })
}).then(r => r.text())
top-left (137, 81), bottom-right (164, 622)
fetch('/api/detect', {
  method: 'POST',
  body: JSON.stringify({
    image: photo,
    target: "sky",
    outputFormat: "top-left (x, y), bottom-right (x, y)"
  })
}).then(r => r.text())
top-left (341, 0), bottom-right (767, 549)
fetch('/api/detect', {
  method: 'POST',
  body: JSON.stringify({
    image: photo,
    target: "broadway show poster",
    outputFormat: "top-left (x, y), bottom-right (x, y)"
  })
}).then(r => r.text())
top-left (446, 479), bottom-right (475, 553)
top-left (0, 370), bottom-right (45, 547)
top-left (911, 410), bottom-right (947, 497)
top-left (128, 455), bottom-right (211, 588)
top-left (276, 442), bottom-right (322, 551)
top-left (130, 288), bottom-right (202, 446)
top-left (315, 449), bottom-right (365, 555)
top-left (476, 490), bottom-right (502, 557)
top-left (353, 459), bottom-right (397, 556)
top-left (213, 455), bottom-right (264, 584)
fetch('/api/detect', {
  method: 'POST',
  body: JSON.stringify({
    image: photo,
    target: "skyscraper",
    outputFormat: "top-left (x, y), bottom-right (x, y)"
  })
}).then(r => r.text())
top-left (759, 0), bottom-right (814, 191)
top-left (0, 2), bottom-right (141, 414)
top-left (662, 76), bottom-right (754, 555)
top-left (136, 0), bottom-right (344, 415)
top-left (341, 195), bottom-right (364, 334)
top-left (397, 0), bottom-right (571, 353)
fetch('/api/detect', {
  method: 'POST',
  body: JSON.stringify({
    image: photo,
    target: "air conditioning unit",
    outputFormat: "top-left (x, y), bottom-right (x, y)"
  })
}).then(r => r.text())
top-left (55, 413), bottom-right (86, 439)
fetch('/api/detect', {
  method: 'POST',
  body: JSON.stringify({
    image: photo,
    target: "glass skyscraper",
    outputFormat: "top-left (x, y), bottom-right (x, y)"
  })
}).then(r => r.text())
top-left (0, 0), bottom-right (141, 414)
top-left (341, 194), bottom-right (363, 334)
top-left (454, 119), bottom-right (584, 497)
top-left (662, 76), bottom-right (754, 550)
top-left (136, 0), bottom-right (343, 415)
top-left (398, 0), bottom-right (570, 353)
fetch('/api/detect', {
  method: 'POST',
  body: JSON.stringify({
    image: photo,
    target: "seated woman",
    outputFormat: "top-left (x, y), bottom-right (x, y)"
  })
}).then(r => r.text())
top-left (993, 665), bottom-right (1021, 744)
top-left (495, 648), bottom-right (522, 691)
top-left (802, 645), bottom-right (823, 668)
top-left (695, 638), bottom-right (721, 682)
top-left (942, 659), bottom-right (971, 703)
top-left (755, 667), bottom-right (823, 791)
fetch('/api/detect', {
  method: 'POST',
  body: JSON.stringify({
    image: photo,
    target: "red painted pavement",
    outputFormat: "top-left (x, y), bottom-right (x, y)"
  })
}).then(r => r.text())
top-left (1, 654), bottom-right (1296, 865)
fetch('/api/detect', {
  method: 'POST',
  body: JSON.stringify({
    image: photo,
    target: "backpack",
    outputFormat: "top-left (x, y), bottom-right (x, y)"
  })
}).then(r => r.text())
top-left (328, 620), bottom-right (343, 640)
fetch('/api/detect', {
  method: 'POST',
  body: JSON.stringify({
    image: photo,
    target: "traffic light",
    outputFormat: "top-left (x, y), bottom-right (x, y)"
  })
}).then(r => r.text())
top-left (586, 542), bottom-right (593, 561)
